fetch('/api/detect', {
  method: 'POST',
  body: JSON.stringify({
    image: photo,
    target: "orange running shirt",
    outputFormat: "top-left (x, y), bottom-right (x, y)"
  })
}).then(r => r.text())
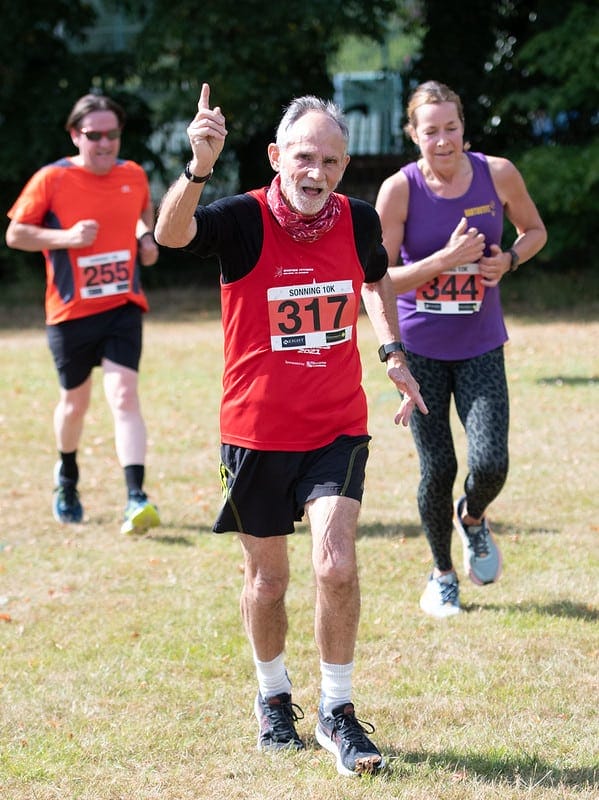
top-left (7, 158), bottom-right (151, 323)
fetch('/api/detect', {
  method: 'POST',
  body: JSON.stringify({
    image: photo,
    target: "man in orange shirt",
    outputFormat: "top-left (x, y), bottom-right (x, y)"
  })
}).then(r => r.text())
top-left (6, 93), bottom-right (160, 534)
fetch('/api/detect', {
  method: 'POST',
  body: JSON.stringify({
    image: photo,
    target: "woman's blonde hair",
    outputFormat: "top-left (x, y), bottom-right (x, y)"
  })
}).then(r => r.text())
top-left (404, 80), bottom-right (465, 135)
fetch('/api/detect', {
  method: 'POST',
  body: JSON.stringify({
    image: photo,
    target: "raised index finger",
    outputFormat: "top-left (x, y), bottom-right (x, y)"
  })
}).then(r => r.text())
top-left (198, 83), bottom-right (211, 111)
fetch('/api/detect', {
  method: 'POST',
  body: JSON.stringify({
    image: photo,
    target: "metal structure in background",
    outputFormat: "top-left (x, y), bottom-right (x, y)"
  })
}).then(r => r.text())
top-left (333, 71), bottom-right (407, 204)
top-left (333, 71), bottom-right (404, 156)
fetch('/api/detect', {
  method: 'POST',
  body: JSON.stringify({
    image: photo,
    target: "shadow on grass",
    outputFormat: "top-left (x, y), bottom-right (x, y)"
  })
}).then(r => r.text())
top-left (143, 523), bottom-right (218, 544)
top-left (537, 375), bottom-right (599, 386)
top-left (144, 534), bottom-right (197, 546)
top-left (148, 521), bottom-right (562, 543)
top-left (490, 522), bottom-right (561, 537)
top-left (358, 521), bottom-right (563, 539)
top-left (358, 522), bottom-right (423, 539)
top-left (394, 748), bottom-right (598, 791)
top-left (463, 599), bottom-right (598, 622)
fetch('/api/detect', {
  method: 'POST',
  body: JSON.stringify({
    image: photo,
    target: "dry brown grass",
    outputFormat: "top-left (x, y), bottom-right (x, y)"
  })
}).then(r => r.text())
top-left (0, 288), bottom-right (597, 799)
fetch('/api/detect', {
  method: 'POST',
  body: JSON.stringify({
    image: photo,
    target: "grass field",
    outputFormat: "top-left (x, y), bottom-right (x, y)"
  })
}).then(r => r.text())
top-left (0, 284), bottom-right (597, 799)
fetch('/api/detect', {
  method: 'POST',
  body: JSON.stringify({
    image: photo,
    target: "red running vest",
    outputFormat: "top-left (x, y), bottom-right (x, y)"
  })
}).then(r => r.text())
top-left (219, 189), bottom-right (369, 451)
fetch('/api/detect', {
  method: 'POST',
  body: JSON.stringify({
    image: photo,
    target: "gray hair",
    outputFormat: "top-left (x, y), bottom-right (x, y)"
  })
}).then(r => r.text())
top-left (275, 96), bottom-right (349, 148)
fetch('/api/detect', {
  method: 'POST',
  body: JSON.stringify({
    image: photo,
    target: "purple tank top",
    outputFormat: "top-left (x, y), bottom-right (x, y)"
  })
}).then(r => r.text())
top-left (398, 152), bottom-right (508, 360)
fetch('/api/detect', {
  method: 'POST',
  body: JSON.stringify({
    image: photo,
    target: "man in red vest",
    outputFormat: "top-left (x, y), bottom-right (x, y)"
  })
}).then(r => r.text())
top-left (155, 83), bottom-right (427, 777)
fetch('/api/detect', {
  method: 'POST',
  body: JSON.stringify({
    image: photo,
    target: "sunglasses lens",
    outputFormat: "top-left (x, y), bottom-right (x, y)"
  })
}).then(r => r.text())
top-left (80, 129), bottom-right (121, 141)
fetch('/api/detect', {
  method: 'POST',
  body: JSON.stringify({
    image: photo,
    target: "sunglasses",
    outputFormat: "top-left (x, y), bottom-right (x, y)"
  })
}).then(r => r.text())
top-left (79, 128), bottom-right (121, 142)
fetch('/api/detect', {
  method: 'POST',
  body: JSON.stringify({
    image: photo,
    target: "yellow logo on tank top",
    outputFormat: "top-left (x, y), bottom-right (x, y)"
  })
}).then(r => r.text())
top-left (464, 200), bottom-right (496, 218)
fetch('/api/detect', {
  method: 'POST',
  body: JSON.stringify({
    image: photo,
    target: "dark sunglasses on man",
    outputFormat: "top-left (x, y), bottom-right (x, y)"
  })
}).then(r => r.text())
top-left (79, 128), bottom-right (121, 142)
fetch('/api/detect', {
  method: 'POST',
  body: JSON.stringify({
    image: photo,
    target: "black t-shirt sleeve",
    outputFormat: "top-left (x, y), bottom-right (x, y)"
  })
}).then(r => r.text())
top-left (181, 192), bottom-right (387, 285)
top-left (183, 193), bottom-right (264, 283)
top-left (348, 197), bottom-right (388, 283)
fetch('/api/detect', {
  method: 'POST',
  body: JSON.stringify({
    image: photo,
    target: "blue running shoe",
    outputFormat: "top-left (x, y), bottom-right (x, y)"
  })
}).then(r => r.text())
top-left (316, 702), bottom-right (384, 777)
top-left (52, 461), bottom-right (83, 524)
top-left (254, 692), bottom-right (305, 751)
top-left (454, 495), bottom-right (502, 585)
top-left (120, 494), bottom-right (160, 535)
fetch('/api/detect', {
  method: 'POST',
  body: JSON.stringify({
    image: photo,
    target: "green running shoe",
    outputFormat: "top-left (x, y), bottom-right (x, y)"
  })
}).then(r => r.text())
top-left (121, 494), bottom-right (160, 535)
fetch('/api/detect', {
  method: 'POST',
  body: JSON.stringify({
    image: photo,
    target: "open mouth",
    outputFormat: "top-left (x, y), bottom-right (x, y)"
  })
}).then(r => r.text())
top-left (302, 185), bottom-right (324, 196)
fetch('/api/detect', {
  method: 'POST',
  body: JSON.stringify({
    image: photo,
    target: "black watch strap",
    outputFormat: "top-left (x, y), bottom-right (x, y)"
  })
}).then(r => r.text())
top-left (378, 341), bottom-right (406, 362)
top-left (184, 162), bottom-right (213, 183)
top-left (508, 247), bottom-right (520, 272)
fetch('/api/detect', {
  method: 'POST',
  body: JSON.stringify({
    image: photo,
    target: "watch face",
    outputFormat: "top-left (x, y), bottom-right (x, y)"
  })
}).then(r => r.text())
top-left (379, 342), bottom-right (404, 361)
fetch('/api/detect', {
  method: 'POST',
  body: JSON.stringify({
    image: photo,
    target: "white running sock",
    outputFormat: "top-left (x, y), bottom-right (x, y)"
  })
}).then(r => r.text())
top-left (320, 660), bottom-right (354, 715)
top-left (254, 652), bottom-right (292, 699)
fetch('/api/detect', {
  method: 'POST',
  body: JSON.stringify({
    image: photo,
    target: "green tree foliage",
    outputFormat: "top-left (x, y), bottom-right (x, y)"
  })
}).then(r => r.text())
top-left (1, 3), bottom-right (86, 280)
top-left (0, 1), bottom-right (165, 283)
top-left (411, 0), bottom-right (598, 268)
top-left (327, 2), bottom-right (424, 73)
top-left (413, 0), bottom-right (497, 146)
top-left (0, 2), bottom-right (95, 186)
top-left (1, 0), bottom-right (397, 286)
top-left (517, 140), bottom-right (599, 264)
top-left (498, 2), bottom-right (598, 143)
top-left (0, 1), bottom-right (95, 281)
top-left (502, 2), bottom-right (599, 265)
top-left (126, 0), bottom-right (397, 190)
top-left (1, 0), bottom-right (596, 285)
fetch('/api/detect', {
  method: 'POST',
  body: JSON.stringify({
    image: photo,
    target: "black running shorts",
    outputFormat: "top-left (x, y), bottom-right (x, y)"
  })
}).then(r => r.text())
top-left (46, 303), bottom-right (143, 389)
top-left (213, 434), bottom-right (371, 537)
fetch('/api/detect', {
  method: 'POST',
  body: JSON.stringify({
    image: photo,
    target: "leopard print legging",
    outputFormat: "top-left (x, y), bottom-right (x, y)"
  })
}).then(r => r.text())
top-left (405, 346), bottom-right (509, 572)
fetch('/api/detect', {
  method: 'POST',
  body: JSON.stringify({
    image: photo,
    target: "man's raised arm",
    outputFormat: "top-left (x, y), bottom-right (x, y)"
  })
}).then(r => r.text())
top-left (155, 83), bottom-right (227, 248)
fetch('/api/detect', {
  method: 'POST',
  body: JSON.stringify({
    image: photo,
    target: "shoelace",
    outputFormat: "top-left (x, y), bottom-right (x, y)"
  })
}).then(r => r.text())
top-left (439, 579), bottom-right (459, 605)
top-left (57, 485), bottom-right (79, 507)
top-left (465, 521), bottom-right (490, 557)
top-left (333, 708), bottom-right (376, 748)
top-left (265, 698), bottom-right (304, 739)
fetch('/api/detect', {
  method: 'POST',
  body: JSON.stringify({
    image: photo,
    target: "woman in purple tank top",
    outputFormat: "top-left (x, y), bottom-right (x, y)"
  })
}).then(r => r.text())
top-left (375, 80), bottom-right (546, 618)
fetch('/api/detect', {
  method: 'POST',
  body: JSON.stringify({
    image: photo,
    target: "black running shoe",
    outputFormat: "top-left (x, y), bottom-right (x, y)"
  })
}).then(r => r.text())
top-left (254, 692), bottom-right (305, 751)
top-left (52, 461), bottom-right (83, 524)
top-left (316, 702), bottom-right (384, 776)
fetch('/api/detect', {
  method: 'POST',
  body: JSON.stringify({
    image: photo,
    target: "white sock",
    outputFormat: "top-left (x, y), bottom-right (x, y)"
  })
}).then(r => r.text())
top-left (320, 660), bottom-right (354, 715)
top-left (254, 652), bottom-right (291, 699)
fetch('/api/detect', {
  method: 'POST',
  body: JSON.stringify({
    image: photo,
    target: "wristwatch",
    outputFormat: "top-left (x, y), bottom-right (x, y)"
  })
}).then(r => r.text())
top-left (508, 247), bottom-right (520, 272)
top-left (184, 162), bottom-right (213, 183)
top-left (378, 341), bottom-right (406, 362)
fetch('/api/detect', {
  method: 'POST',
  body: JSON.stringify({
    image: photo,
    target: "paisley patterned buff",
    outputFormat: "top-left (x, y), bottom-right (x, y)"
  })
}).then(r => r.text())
top-left (266, 174), bottom-right (341, 243)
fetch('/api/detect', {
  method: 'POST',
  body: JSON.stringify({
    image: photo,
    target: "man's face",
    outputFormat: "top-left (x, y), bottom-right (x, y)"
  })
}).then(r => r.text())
top-left (70, 110), bottom-right (122, 175)
top-left (268, 111), bottom-right (350, 216)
